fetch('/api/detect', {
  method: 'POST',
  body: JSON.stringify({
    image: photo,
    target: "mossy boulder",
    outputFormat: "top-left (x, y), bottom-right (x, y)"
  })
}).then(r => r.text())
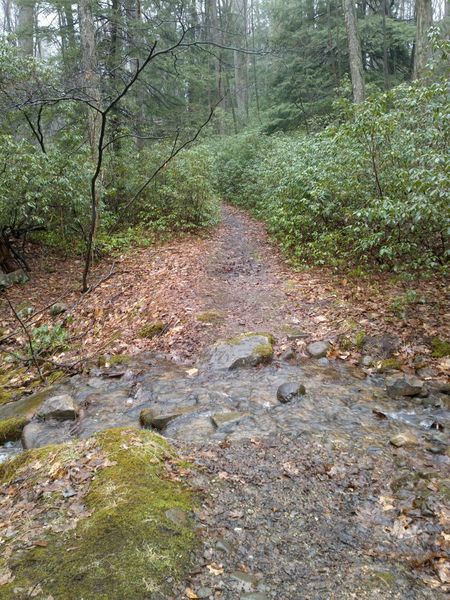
top-left (205, 333), bottom-right (275, 370)
top-left (0, 428), bottom-right (198, 599)
top-left (0, 416), bottom-right (29, 443)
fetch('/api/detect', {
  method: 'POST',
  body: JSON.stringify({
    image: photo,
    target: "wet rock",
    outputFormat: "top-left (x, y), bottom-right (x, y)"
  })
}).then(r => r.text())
top-left (212, 412), bottom-right (247, 428)
top-left (21, 421), bottom-right (72, 449)
top-left (318, 357), bottom-right (330, 366)
top-left (276, 383), bottom-right (306, 404)
top-left (416, 367), bottom-right (437, 378)
top-left (205, 333), bottom-right (274, 370)
top-left (386, 374), bottom-right (427, 398)
top-left (164, 412), bottom-right (216, 442)
top-left (140, 406), bottom-right (195, 431)
top-left (306, 341), bottom-right (330, 359)
top-left (36, 394), bottom-right (78, 421)
top-left (390, 432), bottom-right (419, 448)
top-left (50, 302), bottom-right (68, 316)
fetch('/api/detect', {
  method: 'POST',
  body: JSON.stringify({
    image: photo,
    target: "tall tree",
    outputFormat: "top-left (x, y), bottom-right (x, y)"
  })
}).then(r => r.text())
top-left (16, 0), bottom-right (34, 55)
top-left (343, 0), bottom-right (365, 102)
top-left (413, 0), bottom-right (433, 79)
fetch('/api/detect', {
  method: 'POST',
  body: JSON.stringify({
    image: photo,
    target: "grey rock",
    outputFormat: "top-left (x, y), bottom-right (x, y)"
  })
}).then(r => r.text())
top-left (390, 432), bottom-right (419, 448)
top-left (36, 394), bottom-right (78, 421)
top-left (276, 382), bottom-right (306, 404)
top-left (361, 355), bottom-right (374, 367)
top-left (386, 374), bottom-right (427, 398)
top-left (306, 341), bottom-right (330, 359)
top-left (164, 412), bottom-right (216, 442)
top-left (286, 329), bottom-right (307, 341)
top-left (50, 302), bottom-right (68, 316)
top-left (230, 572), bottom-right (258, 593)
top-left (318, 357), bottom-right (330, 366)
top-left (212, 412), bottom-right (247, 428)
top-left (197, 588), bottom-right (212, 599)
top-left (204, 333), bottom-right (274, 370)
top-left (417, 367), bottom-right (437, 379)
top-left (140, 406), bottom-right (195, 430)
top-left (240, 594), bottom-right (269, 600)
top-left (21, 421), bottom-right (72, 449)
top-left (0, 269), bottom-right (28, 291)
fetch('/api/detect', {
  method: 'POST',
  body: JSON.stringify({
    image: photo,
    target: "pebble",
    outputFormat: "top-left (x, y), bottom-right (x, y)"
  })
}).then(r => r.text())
top-left (390, 433), bottom-right (419, 448)
top-left (276, 383), bottom-right (306, 404)
top-left (306, 341), bottom-right (330, 359)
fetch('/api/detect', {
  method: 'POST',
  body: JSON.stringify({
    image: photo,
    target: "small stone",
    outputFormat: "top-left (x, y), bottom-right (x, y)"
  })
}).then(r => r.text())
top-left (386, 374), bottom-right (427, 398)
top-left (140, 406), bottom-right (195, 430)
top-left (50, 302), bottom-right (68, 316)
top-left (276, 383), bottom-right (306, 404)
top-left (390, 433), bottom-right (419, 448)
top-left (212, 412), bottom-right (246, 428)
top-left (416, 367), bottom-right (437, 379)
top-left (361, 355), bottom-right (374, 367)
top-left (197, 588), bottom-right (212, 599)
top-left (230, 572), bottom-right (257, 593)
top-left (240, 594), bottom-right (269, 600)
top-left (286, 329), bottom-right (307, 341)
top-left (317, 357), bottom-right (330, 366)
top-left (36, 394), bottom-right (78, 421)
top-left (215, 539), bottom-right (233, 554)
top-left (306, 341), bottom-right (330, 359)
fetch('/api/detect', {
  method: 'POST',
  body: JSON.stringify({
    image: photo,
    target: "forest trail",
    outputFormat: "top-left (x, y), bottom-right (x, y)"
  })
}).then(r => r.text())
top-left (0, 206), bottom-right (448, 599)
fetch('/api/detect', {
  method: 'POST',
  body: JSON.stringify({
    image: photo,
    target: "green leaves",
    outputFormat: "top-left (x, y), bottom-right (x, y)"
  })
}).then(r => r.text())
top-left (214, 80), bottom-right (449, 273)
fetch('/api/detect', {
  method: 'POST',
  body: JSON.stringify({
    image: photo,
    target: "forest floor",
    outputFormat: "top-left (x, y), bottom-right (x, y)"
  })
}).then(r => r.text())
top-left (0, 204), bottom-right (448, 394)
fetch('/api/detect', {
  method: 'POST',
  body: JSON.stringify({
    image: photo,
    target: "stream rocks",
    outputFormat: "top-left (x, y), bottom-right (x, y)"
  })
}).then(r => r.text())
top-left (306, 341), bottom-right (330, 358)
top-left (205, 333), bottom-right (274, 370)
top-left (386, 374), bottom-right (428, 398)
top-left (36, 394), bottom-right (79, 420)
top-left (276, 382), bottom-right (306, 403)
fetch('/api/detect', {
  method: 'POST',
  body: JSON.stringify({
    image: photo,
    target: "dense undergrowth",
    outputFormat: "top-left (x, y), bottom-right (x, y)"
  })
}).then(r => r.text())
top-left (214, 80), bottom-right (449, 272)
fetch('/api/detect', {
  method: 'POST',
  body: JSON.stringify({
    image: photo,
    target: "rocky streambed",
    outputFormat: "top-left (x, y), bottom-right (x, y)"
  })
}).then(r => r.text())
top-left (0, 333), bottom-right (449, 598)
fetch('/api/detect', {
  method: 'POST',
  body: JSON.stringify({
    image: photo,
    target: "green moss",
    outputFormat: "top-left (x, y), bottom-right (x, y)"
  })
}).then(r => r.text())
top-left (339, 336), bottom-right (353, 351)
top-left (355, 331), bottom-right (366, 348)
top-left (138, 320), bottom-right (166, 339)
top-left (0, 389), bottom-right (51, 421)
top-left (376, 358), bottom-right (401, 372)
top-left (0, 428), bottom-right (198, 600)
top-left (0, 416), bottom-right (28, 443)
top-left (196, 311), bottom-right (224, 323)
top-left (253, 343), bottom-right (274, 362)
top-left (431, 337), bottom-right (450, 358)
top-left (227, 332), bottom-right (276, 345)
top-left (108, 354), bottom-right (132, 366)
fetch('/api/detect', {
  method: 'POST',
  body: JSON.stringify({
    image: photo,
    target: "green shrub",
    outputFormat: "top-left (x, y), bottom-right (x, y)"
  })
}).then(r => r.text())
top-left (214, 80), bottom-right (449, 272)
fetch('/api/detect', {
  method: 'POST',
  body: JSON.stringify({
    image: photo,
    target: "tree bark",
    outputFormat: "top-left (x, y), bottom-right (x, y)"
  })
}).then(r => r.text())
top-left (343, 0), bottom-right (365, 103)
top-left (413, 0), bottom-right (433, 79)
top-left (17, 0), bottom-right (34, 55)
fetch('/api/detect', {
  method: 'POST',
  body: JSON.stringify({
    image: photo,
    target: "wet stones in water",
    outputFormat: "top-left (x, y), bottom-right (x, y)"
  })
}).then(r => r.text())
top-left (276, 383), bottom-right (306, 404)
top-left (306, 341), bottom-right (330, 359)
top-left (140, 406), bottom-right (195, 431)
top-left (212, 412), bottom-right (247, 428)
top-left (390, 432), bottom-right (419, 448)
top-left (36, 394), bottom-right (78, 421)
top-left (205, 333), bottom-right (274, 370)
top-left (385, 374), bottom-right (428, 398)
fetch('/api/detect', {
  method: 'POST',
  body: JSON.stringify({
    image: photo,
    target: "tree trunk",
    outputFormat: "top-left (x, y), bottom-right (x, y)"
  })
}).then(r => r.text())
top-left (17, 0), bottom-right (34, 56)
top-left (413, 0), bottom-right (433, 79)
top-left (343, 0), bottom-right (365, 103)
